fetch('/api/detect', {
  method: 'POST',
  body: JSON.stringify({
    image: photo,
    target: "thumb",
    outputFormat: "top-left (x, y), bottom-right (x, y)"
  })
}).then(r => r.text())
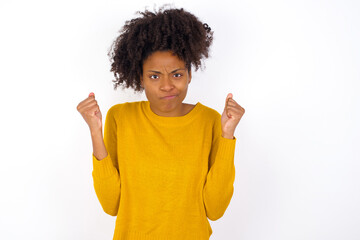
top-left (224, 93), bottom-right (233, 108)
top-left (223, 93), bottom-right (233, 118)
top-left (89, 92), bottom-right (95, 98)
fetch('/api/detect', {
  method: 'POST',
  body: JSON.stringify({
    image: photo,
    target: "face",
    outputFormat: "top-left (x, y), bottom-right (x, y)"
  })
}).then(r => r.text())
top-left (140, 50), bottom-right (192, 117)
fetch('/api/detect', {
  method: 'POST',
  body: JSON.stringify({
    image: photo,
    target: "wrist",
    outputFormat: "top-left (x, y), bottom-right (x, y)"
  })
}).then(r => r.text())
top-left (221, 133), bottom-right (234, 139)
top-left (90, 128), bottom-right (103, 137)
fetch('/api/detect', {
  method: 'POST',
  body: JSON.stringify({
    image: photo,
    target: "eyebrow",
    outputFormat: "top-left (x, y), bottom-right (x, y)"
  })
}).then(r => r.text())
top-left (147, 68), bottom-right (186, 74)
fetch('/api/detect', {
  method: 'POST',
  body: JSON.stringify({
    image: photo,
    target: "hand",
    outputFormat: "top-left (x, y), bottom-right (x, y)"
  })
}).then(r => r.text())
top-left (221, 93), bottom-right (245, 138)
top-left (76, 92), bottom-right (103, 133)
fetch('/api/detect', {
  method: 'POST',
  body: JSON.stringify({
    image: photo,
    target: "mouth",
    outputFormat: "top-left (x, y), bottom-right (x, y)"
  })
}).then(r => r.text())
top-left (161, 95), bottom-right (177, 100)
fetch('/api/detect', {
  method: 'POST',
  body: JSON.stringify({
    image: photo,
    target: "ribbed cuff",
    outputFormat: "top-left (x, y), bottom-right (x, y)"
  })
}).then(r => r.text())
top-left (218, 136), bottom-right (236, 156)
top-left (92, 153), bottom-right (118, 179)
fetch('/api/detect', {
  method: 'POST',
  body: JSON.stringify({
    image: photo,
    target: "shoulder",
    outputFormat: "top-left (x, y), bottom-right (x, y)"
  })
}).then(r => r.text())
top-left (199, 102), bottom-right (221, 120)
top-left (107, 101), bottom-right (142, 118)
top-left (107, 103), bottom-right (124, 116)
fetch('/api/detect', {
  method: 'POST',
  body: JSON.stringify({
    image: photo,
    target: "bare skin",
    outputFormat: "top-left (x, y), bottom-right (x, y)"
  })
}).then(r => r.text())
top-left (77, 93), bottom-right (108, 161)
top-left (140, 50), bottom-right (194, 117)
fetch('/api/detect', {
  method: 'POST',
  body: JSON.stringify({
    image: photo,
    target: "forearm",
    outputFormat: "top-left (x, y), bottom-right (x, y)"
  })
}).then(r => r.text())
top-left (203, 136), bottom-right (236, 221)
top-left (91, 129), bottom-right (120, 216)
top-left (91, 130), bottom-right (108, 161)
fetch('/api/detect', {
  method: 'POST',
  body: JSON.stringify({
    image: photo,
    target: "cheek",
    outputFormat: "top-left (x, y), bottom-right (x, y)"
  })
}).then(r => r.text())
top-left (180, 79), bottom-right (190, 88)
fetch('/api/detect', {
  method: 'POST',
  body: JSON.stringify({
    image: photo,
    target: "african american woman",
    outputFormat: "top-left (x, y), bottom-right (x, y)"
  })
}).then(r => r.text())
top-left (77, 5), bottom-right (245, 240)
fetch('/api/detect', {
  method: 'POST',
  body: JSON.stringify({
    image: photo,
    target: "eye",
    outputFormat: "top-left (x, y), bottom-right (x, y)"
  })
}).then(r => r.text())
top-left (150, 75), bottom-right (159, 79)
top-left (173, 73), bottom-right (183, 78)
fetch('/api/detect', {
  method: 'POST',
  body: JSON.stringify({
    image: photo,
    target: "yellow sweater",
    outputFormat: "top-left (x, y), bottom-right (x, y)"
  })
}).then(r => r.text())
top-left (92, 100), bottom-right (236, 240)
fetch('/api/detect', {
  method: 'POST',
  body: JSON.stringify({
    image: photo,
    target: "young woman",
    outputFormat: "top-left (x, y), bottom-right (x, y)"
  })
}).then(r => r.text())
top-left (77, 5), bottom-right (245, 240)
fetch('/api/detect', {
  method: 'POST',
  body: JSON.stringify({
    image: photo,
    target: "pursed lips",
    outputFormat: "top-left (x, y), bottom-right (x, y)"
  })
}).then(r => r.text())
top-left (161, 95), bottom-right (177, 99)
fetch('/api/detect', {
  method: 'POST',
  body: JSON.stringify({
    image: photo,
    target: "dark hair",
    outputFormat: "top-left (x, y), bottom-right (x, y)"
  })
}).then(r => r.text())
top-left (107, 4), bottom-right (214, 93)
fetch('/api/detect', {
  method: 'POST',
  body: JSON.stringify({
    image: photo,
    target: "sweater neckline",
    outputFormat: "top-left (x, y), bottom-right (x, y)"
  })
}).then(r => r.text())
top-left (142, 100), bottom-right (203, 126)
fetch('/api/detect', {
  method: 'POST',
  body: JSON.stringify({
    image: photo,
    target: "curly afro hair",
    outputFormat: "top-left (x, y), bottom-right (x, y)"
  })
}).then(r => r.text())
top-left (107, 5), bottom-right (214, 94)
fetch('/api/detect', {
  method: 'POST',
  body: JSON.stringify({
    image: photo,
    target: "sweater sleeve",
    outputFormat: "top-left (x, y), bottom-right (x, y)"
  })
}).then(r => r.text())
top-left (203, 112), bottom-right (236, 221)
top-left (92, 105), bottom-right (121, 216)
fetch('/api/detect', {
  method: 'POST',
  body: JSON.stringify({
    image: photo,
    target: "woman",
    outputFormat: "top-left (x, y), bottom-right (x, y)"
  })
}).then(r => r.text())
top-left (77, 5), bottom-right (245, 240)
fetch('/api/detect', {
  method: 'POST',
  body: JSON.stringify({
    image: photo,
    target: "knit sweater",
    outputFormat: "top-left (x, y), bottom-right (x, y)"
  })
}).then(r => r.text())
top-left (92, 100), bottom-right (236, 240)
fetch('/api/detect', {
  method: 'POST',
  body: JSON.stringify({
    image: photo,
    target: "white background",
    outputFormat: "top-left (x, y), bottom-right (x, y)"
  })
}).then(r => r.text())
top-left (0, 0), bottom-right (359, 239)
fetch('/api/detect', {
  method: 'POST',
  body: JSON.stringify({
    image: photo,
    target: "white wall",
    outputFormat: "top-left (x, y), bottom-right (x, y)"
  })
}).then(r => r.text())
top-left (0, 0), bottom-right (359, 239)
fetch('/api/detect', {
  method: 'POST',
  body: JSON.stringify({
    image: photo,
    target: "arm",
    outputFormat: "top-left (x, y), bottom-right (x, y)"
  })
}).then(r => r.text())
top-left (91, 106), bottom-right (121, 216)
top-left (203, 113), bottom-right (236, 221)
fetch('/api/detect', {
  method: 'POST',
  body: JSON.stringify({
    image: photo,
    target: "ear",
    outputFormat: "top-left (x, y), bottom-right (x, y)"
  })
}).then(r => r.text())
top-left (188, 69), bottom-right (192, 84)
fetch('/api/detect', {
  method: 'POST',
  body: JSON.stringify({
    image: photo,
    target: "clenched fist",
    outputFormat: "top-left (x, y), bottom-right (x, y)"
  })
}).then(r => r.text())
top-left (77, 92), bottom-right (103, 133)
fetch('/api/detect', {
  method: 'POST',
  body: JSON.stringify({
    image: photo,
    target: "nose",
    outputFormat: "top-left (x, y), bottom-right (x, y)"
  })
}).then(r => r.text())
top-left (160, 75), bottom-right (174, 91)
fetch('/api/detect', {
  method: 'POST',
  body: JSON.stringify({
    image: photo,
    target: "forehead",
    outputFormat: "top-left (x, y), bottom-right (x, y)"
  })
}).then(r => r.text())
top-left (143, 51), bottom-right (186, 69)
